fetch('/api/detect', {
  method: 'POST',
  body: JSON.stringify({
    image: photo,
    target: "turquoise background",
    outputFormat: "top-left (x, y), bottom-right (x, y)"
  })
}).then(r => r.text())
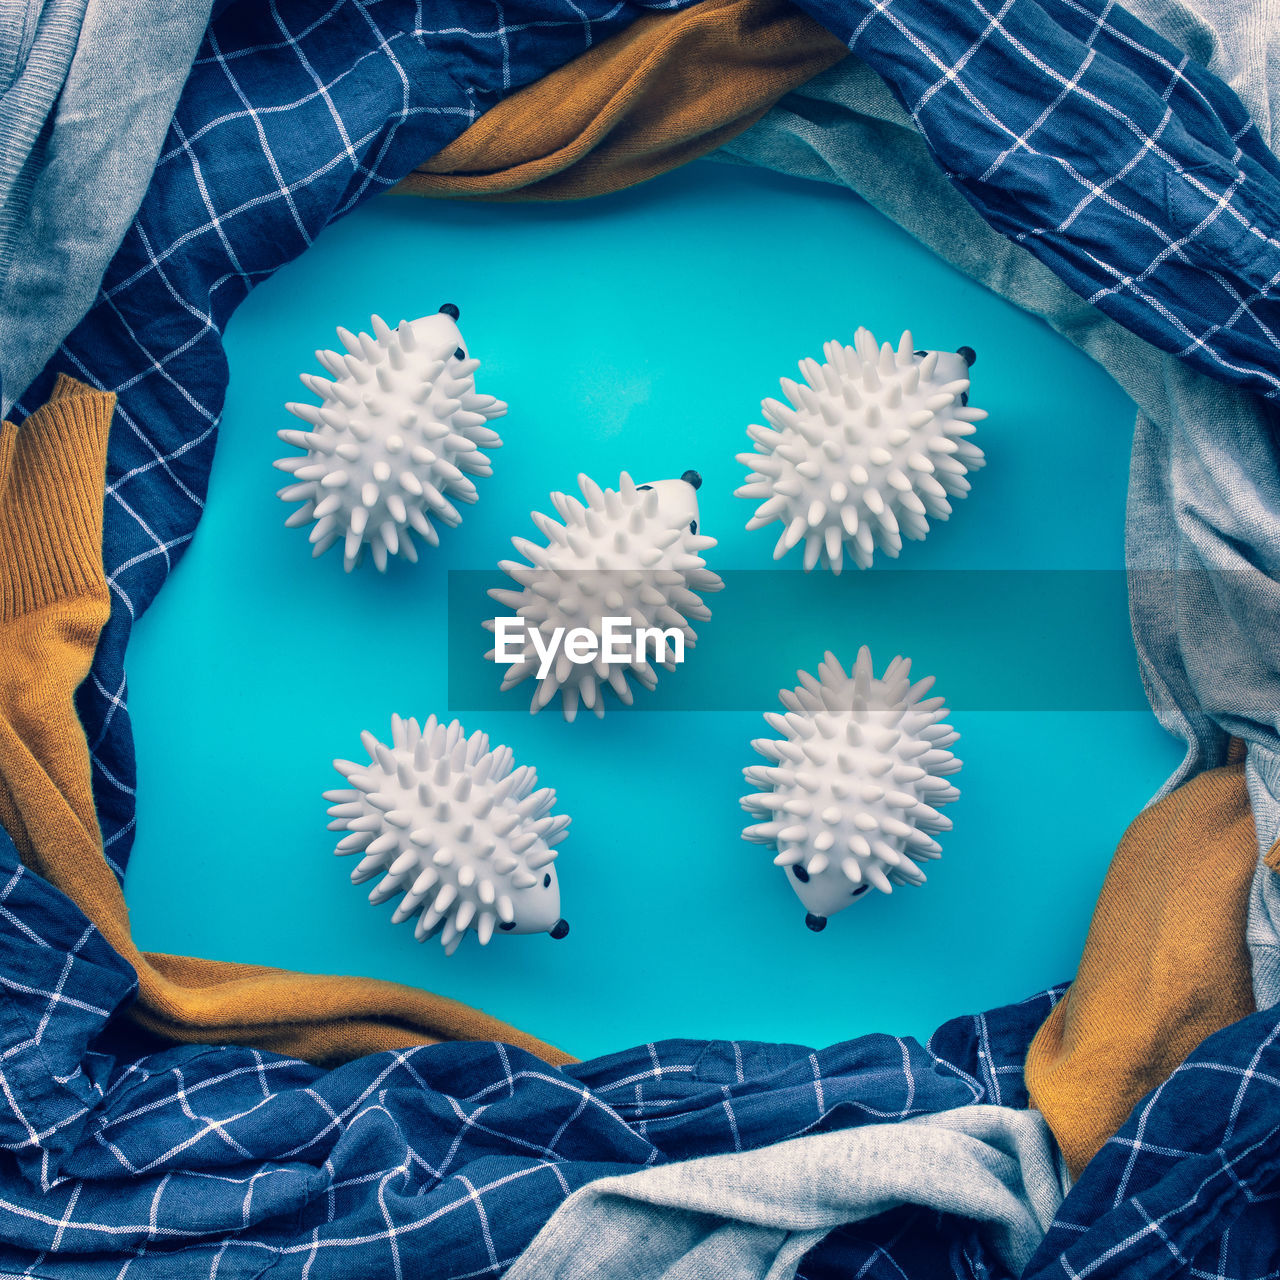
top-left (123, 159), bottom-right (1183, 1059)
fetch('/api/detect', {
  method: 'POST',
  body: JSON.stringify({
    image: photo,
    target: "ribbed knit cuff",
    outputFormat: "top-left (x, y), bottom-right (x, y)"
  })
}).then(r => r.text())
top-left (0, 376), bottom-right (114, 620)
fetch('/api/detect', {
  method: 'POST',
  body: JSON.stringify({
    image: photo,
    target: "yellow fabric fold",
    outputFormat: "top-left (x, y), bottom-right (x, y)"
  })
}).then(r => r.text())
top-left (397, 0), bottom-right (847, 202)
top-left (0, 377), bottom-right (571, 1067)
top-left (1026, 750), bottom-right (1256, 1178)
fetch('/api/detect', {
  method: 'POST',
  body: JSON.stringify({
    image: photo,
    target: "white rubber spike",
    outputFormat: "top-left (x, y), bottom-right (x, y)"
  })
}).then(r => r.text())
top-left (277, 305), bottom-right (506, 572)
top-left (330, 714), bottom-right (570, 954)
top-left (737, 330), bottom-right (984, 572)
top-left (741, 647), bottom-right (961, 931)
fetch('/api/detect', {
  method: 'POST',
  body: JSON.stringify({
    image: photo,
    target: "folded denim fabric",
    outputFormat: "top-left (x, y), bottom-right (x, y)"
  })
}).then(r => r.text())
top-left (397, 0), bottom-right (846, 202)
top-left (0, 0), bottom-right (211, 414)
top-left (14, 0), bottom-right (700, 885)
top-left (0, 834), bottom-right (1061, 1278)
top-left (507, 1105), bottom-right (1067, 1280)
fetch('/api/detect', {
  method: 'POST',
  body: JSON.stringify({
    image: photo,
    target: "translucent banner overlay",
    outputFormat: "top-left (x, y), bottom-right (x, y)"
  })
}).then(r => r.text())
top-left (447, 569), bottom-right (1149, 713)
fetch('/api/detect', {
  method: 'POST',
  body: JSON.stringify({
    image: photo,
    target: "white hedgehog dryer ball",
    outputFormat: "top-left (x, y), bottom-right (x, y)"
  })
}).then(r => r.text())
top-left (276, 303), bottom-right (507, 572)
top-left (327, 714), bottom-right (569, 956)
top-left (741, 648), bottom-right (961, 932)
top-left (736, 328), bottom-right (986, 572)
top-left (486, 470), bottom-right (724, 722)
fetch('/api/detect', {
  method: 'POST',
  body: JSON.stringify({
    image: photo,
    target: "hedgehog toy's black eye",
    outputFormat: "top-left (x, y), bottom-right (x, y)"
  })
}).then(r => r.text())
top-left (543, 873), bottom-right (552, 888)
top-left (960, 391), bottom-right (969, 406)
top-left (913, 349), bottom-right (927, 358)
top-left (499, 920), bottom-right (516, 931)
top-left (689, 520), bottom-right (698, 535)
top-left (453, 347), bottom-right (466, 361)
top-left (792, 865), bottom-right (810, 883)
top-left (636, 484), bottom-right (653, 491)
top-left (852, 885), bottom-right (870, 897)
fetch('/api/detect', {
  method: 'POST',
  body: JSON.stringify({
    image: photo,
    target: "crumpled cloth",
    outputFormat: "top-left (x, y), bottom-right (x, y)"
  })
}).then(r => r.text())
top-left (503, 754), bottom-right (1259, 1280)
top-left (0, 0), bottom-right (211, 413)
top-left (1025, 756), bottom-right (1256, 1176)
top-left (507, 1106), bottom-right (1067, 1280)
top-left (505, 970), bottom-right (1280, 1280)
top-left (395, 0), bottom-right (1280, 402)
top-left (788, 0), bottom-right (1280, 401)
top-left (0, 822), bottom-right (1062, 1279)
top-left (1021, 1003), bottom-right (1280, 1280)
top-left (397, 0), bottom-right (846, 202)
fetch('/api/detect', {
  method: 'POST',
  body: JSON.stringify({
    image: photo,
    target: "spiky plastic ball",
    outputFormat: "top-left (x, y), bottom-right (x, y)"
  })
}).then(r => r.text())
top-left (741, 647), bottom-right (961, 931)
top-left (276, 304), bottom-right (506, 572)
top-left (736, 328), bottom-right (986, 572)
top-left (486, 470), bottom-right (723, 721)
top-left (327, 714), bottom-right (569, 956)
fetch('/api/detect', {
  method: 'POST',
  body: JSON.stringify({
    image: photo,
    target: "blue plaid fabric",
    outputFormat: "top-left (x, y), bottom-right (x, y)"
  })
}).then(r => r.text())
top-left (2, 825), bottom-right (1278, 1277)
top-left (0, 828), bottom-right (1061, 1278)
top-left (791, 0), bottom-right (1280, 402)
top-left (1023, 1007), bottom-right (1280, 1280)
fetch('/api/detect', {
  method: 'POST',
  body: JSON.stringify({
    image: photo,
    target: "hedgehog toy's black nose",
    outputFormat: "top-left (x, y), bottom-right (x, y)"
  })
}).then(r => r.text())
top-left (438, 302), bottom-right (460, 320)
top-left (957, 345), bottom-right (976, 367)
top-left (804, 913), bottom-right (827, 933)
top-left (681, 469), bottom-right (702, 490)
top-left (550, 919), bottom-right (570, 940)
